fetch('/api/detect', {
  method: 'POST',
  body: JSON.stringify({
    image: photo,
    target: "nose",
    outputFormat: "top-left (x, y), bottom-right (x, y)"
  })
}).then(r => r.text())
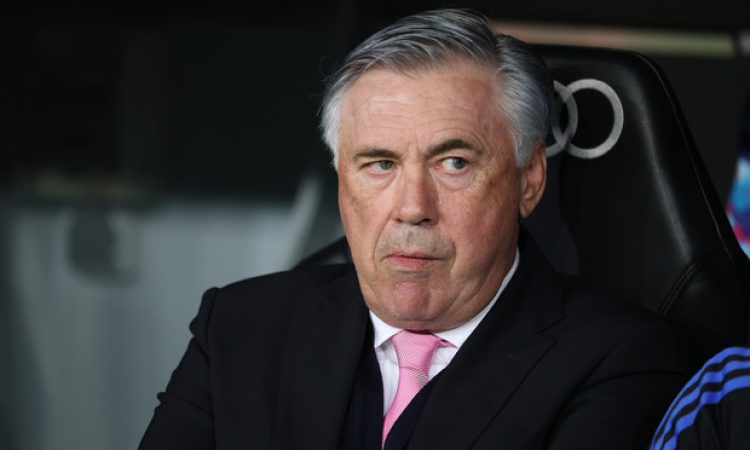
top-left (394, 168), bottom-right (438, 226)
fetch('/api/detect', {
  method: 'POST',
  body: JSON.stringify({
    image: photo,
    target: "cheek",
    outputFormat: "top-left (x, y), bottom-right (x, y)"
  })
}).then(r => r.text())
top-left (446, 178), bottom-right (519, 238)
top-left (339, 179), bottom-right (389, 247)
top-left (483, 166), bottom-right (521, 212)
top-left (338, 183), bottom-right (363, 234)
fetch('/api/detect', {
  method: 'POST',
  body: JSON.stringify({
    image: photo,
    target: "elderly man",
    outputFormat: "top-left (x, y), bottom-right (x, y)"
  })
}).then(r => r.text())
top-left (141, 9), bottom-right (696, 450)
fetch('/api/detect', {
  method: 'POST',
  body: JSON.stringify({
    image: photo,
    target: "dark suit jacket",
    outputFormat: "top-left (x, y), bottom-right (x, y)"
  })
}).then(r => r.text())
top-left (140, 237), bottom-right (697, 449)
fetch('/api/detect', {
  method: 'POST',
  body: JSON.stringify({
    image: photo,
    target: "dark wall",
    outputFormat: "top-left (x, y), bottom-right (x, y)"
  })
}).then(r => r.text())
top-left (3, 11), bottom-right (748, 203)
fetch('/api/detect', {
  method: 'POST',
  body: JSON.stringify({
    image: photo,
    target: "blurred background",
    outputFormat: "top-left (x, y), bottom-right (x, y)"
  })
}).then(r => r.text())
top-left (1, 1), bottom-right (749, 449)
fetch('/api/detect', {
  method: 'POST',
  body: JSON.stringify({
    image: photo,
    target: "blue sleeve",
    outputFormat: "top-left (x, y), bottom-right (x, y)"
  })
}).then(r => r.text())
top-left (650, 346), bottom-right (750, 450)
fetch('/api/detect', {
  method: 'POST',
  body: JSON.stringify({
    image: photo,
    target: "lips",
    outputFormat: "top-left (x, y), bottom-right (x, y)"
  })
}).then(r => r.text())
top-left (385, 252), bottom-right (440, 270)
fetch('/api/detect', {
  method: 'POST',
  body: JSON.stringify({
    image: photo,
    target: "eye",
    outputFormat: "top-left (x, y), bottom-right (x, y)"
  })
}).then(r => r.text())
top-left (366, 160), bottom-right (395, 173)
top-left (441, 157), bottom-right (469, 172)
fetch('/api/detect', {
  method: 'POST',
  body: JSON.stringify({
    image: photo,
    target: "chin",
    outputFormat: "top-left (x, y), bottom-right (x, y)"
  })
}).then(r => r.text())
top-left (386, 314), bottom-right (437, 331)
top-left (388, 299), bottom-right (444, 327)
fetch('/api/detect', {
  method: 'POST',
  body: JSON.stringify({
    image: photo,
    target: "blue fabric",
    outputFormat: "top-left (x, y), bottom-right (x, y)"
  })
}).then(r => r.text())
top-left (650, 346), bottom-right (750, 450)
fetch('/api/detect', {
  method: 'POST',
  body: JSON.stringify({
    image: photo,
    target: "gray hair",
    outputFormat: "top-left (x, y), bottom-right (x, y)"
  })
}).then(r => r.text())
top-left (320, 9), bottom-right (554, 168)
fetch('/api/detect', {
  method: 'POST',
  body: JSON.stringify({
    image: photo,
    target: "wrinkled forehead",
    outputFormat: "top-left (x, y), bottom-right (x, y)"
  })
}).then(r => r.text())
top-left (343, 58), bottom-right (499, 102)
top-left (338, 65), bottom-right (507, 146)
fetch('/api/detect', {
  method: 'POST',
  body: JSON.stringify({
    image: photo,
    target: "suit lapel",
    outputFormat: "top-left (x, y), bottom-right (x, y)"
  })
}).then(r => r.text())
top-left (271, 267), bottom-right (370, 450)
top-left (409, 238), bottom-right (565, 449)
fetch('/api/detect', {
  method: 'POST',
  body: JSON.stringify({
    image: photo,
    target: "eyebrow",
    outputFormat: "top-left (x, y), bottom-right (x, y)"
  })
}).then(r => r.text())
top-left (426, 138), bottom-right (479, 158)
top-left (352, 148), bottom-right (399, 161)
top-left (352, 139), bottom-right (479, 161)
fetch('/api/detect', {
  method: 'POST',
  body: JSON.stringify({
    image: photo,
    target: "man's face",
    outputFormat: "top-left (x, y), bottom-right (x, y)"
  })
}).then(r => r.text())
top-left (337, 64), bottom-right (546, 331)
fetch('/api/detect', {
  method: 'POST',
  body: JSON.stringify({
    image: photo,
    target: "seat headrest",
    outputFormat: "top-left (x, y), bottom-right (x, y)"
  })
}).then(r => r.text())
top-left (525, 45), bottom-right (749, 346)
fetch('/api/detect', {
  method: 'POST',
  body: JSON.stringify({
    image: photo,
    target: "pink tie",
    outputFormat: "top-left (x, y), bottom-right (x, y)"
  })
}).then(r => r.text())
top-left (382, 330), bottom-right (445, 447)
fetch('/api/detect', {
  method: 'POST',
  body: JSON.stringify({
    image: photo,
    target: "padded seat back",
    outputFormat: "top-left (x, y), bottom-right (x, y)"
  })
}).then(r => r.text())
top-left (525, 45), bottom-right (749, 350)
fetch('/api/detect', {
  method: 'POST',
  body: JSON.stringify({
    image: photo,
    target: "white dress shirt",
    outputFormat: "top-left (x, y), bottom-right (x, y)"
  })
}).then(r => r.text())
top-left (369, 249), bottom-right (520, 413)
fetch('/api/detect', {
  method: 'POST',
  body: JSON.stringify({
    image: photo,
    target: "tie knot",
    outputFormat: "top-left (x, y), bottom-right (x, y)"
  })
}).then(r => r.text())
top-left (391, 330), bottom-right (443, 373)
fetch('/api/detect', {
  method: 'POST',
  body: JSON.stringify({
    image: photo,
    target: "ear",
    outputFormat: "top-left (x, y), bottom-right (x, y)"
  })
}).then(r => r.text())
top-left (519, 140), bottom-right (547, 219)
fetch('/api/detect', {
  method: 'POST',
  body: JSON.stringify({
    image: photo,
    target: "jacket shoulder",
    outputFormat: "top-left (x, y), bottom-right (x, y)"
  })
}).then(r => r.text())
top-left (218, 263), bottom-right (356, 299)
top-left (200, 263), bottom-right (358, 328)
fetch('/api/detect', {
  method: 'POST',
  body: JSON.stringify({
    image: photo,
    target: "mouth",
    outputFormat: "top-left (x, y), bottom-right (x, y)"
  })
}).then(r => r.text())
top-left (384, 252), bottom-right (441, 271)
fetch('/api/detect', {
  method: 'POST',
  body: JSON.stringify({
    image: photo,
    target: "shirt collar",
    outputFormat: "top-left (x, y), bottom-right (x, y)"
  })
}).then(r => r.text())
top-left (370, 248), bottom-right (520, 349)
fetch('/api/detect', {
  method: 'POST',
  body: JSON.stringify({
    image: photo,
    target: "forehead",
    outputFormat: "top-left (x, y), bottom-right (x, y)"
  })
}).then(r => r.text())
top-left (339, 65), bottom-right (504, 146)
